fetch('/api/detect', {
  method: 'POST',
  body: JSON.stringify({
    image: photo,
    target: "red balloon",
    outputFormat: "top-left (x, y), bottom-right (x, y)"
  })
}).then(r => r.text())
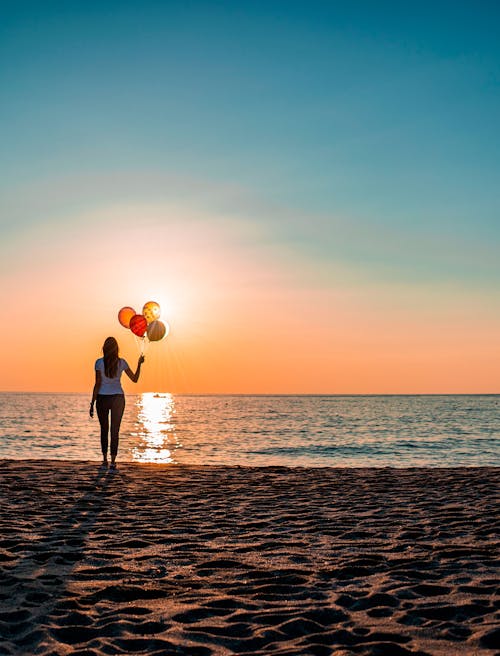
top-left (129, 314), bottom-right (147, 337)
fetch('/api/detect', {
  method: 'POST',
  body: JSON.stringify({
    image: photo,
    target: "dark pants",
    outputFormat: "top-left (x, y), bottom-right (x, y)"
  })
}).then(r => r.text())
top-left (96, 394), bottom-right (125, 458)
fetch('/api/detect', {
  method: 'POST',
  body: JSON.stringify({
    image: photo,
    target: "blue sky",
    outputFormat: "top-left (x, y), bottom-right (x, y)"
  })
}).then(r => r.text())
top-left (1, 0), bottom-right (499, 286)
top-left (1, 1), bottom-right (499, 393)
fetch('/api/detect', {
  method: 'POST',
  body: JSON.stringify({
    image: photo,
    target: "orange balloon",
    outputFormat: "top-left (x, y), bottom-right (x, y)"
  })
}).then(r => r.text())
top-left (118, 306), bottom-right (136, 328)
top-left (147, 320), bottom-right (168, 341)
top-left (143, 301), bottom-right (161, 324)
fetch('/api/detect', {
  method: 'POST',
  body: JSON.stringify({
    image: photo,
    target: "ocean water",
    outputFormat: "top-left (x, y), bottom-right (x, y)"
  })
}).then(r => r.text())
top-left (0, 393), bottom-right (498, 467)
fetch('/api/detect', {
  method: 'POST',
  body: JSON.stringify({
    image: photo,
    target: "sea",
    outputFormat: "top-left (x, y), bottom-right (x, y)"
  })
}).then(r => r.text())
top-left (0, 393), bottom-right (498, 467)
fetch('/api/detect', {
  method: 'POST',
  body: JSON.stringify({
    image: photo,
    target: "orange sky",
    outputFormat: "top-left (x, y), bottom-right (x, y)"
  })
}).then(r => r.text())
top-left (1, 4), bottom-right (500, 395)
top-left (0, 200), bottom-right (498, 394)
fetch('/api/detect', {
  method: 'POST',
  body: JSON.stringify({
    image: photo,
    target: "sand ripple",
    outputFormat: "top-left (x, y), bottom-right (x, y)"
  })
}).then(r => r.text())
top-left (0, 462), bottom-right (498, 655)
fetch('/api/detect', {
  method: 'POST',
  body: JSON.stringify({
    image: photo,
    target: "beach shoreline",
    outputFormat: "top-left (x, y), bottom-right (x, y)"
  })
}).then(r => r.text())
top-left (1, 461), bottom-right (498, 655)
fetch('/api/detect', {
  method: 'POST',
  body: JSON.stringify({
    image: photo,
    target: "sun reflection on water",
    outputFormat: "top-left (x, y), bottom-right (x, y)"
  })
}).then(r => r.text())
top-left (131, 393), bottom-right (179, 463)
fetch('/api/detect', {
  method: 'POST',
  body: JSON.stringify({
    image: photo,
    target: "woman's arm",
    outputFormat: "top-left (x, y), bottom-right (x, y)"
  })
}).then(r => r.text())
top-left (90, 370), bottom-right (102, 418)
top-left (125, 355), bottom-right (145, 383)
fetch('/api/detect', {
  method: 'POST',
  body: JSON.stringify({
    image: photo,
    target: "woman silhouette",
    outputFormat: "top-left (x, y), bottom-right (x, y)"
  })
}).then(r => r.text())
top-left (90, 337), bottom-right (144, 469)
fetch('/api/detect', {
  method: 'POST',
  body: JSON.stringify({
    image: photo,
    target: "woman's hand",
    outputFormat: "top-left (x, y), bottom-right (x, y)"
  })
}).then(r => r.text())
top-left (89, 402), bottom-right (94, 419)
top-left (138, 355), bottom-right (145, 365)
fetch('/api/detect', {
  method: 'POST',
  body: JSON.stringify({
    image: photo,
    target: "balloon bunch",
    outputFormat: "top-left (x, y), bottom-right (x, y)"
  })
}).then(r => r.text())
top-left (118, 301), bottom-right (169, 346)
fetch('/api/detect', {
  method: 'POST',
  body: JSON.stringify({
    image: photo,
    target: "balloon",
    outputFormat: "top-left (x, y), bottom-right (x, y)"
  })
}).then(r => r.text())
top-left (143, 301), bottom-right (161, 324)
top-left (147, 320), bottom-right (168, 341)
top-left (118, 306), bottom-right (136, 328)
top-left (129, 314), bottom-right (148, 337)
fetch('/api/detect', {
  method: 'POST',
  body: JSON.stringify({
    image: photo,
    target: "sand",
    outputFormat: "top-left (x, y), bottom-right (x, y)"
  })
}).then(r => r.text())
top-left (0, 462), bottom-right (498, 656)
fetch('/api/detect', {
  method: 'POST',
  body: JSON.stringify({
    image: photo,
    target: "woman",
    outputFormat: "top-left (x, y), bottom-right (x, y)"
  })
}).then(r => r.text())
top-left (90, 337), bottom-right (144, 469)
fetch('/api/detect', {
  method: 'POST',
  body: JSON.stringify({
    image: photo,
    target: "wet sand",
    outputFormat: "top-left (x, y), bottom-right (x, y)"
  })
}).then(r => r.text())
top-left (0, 461), bottom-right (498, 655)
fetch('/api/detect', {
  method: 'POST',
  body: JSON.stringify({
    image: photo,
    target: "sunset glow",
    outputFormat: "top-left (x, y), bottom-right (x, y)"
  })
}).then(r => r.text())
top-left (0, 3), bottom-right (498, 394)
top-left (132, 393), bottom-right (177, 463)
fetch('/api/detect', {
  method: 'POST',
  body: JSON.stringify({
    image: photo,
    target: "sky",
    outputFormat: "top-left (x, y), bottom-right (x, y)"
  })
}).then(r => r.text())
top-left (0, 0), bottom-right (499, 393)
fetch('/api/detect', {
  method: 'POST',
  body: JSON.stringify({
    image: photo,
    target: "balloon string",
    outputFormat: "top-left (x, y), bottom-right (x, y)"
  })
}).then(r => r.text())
top-left (132, 334), bottom-right (150, 355)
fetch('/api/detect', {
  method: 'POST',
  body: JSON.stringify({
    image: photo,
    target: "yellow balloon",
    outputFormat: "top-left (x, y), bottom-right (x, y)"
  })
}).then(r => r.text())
top-left (142, 301), bottom-right (161, 324)
top-left (147, 320), bottom-right (168, 341)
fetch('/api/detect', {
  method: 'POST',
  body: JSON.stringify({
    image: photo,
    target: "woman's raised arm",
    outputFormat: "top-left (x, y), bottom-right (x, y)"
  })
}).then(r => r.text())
top-left (125, 355), bottom-right (145, 383)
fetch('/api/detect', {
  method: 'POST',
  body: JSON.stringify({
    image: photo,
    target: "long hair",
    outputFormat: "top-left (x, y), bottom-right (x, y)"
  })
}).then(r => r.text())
top-left (102, 337), bottom-right (120, 379)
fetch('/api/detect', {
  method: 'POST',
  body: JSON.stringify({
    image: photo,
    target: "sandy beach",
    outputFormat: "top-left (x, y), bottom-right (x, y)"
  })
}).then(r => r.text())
top-left (0, 462), bottom-right (498, 655)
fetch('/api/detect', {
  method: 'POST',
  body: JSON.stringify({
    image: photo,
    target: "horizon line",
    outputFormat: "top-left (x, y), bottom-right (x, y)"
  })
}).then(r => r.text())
top-left (1, 391), bottom-right (499, 397)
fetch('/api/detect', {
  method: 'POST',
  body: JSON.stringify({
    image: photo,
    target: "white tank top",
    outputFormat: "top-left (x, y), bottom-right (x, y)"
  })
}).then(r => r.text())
top-left (95, 358), bottom-right (129, 395)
